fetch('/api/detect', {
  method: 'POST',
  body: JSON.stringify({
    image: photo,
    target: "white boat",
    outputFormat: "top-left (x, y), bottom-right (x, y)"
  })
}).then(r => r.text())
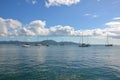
top-left (23, 43), bottom-right (30, 47)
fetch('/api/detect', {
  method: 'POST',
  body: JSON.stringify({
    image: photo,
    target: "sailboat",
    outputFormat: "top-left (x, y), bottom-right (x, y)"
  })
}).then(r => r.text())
top-left (79, 32), bottom-right (90, 47)
top-left (105, 33), bottom-right (113, 46)
top-left (22, 36), bottom-right (30, 47)
top-left (34, 36), bottom-right (41, 46)
top-left (45, 37), bottom-right (49, 47)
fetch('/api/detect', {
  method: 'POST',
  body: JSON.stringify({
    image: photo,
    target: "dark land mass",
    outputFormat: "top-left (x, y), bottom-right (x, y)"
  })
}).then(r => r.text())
top-left (0, 40), bottom-right (78, 45)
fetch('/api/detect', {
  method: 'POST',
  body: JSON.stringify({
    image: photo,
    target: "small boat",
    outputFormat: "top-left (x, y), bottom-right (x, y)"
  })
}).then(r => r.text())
top-left (23, 43), bottom-right (30, 47)
top-left (105, 44), bottom-right (113, 46)
top-left (46, 43), bottom-right (49, 47)
top-left (45, 38), bottom-right (49, 47)
top-left (79, 43), bottom-right (90, 47)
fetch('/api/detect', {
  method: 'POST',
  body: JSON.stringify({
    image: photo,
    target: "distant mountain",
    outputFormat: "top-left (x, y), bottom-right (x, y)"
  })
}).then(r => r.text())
top-left (40, 40), bottom-right (58, 45)
top-left (0, 41), bottom-right (20, 44)
top-left (0, 40), bottom-right (78, 45)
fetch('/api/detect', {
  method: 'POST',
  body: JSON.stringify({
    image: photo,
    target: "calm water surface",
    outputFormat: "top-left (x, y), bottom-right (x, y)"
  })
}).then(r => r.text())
top-left (0, 44), bottom-right (120, 80)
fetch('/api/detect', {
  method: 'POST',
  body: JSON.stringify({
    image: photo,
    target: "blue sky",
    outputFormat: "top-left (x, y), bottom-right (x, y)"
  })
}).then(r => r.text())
top-left (0, 0), bottom-right (120, 44)
top-left (0, 0), bottom-right (120, 29)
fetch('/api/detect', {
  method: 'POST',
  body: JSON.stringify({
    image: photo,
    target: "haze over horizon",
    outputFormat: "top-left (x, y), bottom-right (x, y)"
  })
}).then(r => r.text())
top-left (0, 0), bottom-right (120, 44)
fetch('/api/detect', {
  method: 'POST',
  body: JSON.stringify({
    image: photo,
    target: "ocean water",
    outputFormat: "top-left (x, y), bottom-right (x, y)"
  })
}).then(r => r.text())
top-left (0, 44), bottom-right (120, 80)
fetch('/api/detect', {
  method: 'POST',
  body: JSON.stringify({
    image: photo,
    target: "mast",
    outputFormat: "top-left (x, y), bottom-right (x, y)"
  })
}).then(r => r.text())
top-left (106, 33), bottom-right (109, 45)
top-left (46, 37), bottom-right (49, 47)
top-left (79, 32), bottom-right (90, 47)
top-left (81, 32), bottom-right (83, 44)
top-left (105, 32), bottom-right (113, 46)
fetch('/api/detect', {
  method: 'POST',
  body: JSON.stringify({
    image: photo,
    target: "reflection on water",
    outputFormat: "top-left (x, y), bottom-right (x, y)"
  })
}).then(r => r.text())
top-left (0, 44), bottom-right (120, 80)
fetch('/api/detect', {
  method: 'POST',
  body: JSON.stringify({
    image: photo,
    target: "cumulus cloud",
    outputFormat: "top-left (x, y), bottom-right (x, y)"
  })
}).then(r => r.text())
top-left (45, 0), bottom-right (80, 8)
top-left (105, 21), bottom-right (120, 28)
top-left (18, 27), bottom-right (35, 36)
top-left (1, 17), bottom-right (120, 39)
top-left (105, 21), bottom-right (120, 38)
top-left (5, 19), bottom-right (22, 29)
top-left (49, 25), bottom-right (74, 36)
top-left (0, 20), bottom-right (7, 36)
top-left (49, 25), bottom-right (102, 37)
top-left (28, 20), bottom-right (49, 36)
top-left (0, 17), bottom-right (22, 36)
top-left (29, 20), bottom-right (46, 28)
top-left (18, 20), bottom-right (49, 36)
top-left (0, 17), bottom-right (48, 36)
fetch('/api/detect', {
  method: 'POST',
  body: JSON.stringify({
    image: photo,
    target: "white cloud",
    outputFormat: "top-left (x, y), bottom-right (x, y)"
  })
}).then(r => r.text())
top-left (0, 18), bottom-right (48, 37)
top-left (92, 28), bottom-right (105, 36)
top-left (82, 30), bottom-right (94, 36)
top-left (18, 27), bottom-right (35, 36)
top-left (0, 17), bottom-right (22, 36)
top-left (32, 0), bottom-right (37, 5)
top-left (112, 17), bottom-right (120, 20)
top-left (28, 20), bottom-right (49, 36)
top-left (84, 13), bottom-right (99, 18)
top-left (93, 15), bottom-right (99, 18)
top-left (84, 13), bottom-right (91, 16)
top-left (49, 25), bottom-right (94, 37)
top-left (26, 0), bottom-right (37, 5)
top-left (5, 19), bottom-right (22, 29)
top-left (105, 21), bottom-right (120, 28)
top-left (49, 25), bottom-right (74, 36)
top-left (29, 20), bottom-right (46, 28)
top-left (0, 20), bottom-right (7, 36)
top-left (1, 17), bottom-right (120, 39)
top-left (105, 21), bottom-right (120, 38)
top-left (45, 0), bottom-right (80, 8)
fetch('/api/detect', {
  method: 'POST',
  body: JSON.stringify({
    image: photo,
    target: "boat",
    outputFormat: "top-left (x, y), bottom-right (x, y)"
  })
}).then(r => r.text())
top-left (105, 44), bottom-right (113, 46)
top-left (105, 33), bottom-right (113, 46)
top-left (22, 37), bottom-right (31, 47)
top-left (46, 44), bottom-right (49, 47)
top-left (79, 43), bottom-right (90, 47)
top-left (45, 37), bottom-right (49, 47)
top-left (23, 43), bottom-right (30, 47)
top-left (79, 32), bottom-right (90, 47)
top-left (46, 43), bottom-right (49, 47)
top-left (34, 36), bottom-right (41, 46)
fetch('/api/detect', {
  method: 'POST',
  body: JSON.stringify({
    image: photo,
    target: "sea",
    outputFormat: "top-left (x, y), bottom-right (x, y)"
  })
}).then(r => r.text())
top-left (0, 44), bottom-right (120, 80)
